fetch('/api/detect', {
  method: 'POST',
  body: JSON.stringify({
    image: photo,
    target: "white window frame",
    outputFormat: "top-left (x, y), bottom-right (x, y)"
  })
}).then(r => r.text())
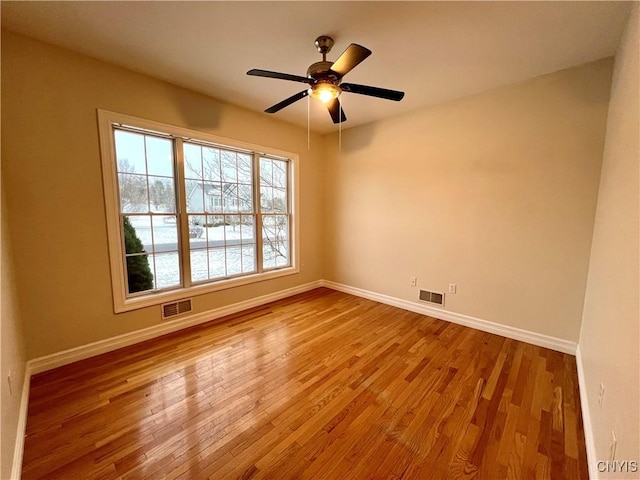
top-left (98, 110), bottom-right (299, 313)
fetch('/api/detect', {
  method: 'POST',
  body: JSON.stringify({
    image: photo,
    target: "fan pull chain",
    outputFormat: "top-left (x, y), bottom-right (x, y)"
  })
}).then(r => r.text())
top-left (307, 95), bottom-right (310, 151)
top-left (339, 97), bottom-right (343, 152)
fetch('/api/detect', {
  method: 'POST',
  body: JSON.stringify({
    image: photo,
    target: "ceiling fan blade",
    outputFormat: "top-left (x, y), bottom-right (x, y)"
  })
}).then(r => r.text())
top-left (327, 98), bottom-right (347, 124)
top-left (265, 90), bottom-right (309, 114)
top-left (340, 83), bottom-right (405, 101)
top-left (329, 44), bottom-right (371, 78)
top-left (247, 69), bottom-right (313, 84)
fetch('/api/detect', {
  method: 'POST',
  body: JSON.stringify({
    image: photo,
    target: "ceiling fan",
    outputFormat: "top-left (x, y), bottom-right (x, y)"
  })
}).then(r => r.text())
top-left (247, 36), bottom-right (405, 124)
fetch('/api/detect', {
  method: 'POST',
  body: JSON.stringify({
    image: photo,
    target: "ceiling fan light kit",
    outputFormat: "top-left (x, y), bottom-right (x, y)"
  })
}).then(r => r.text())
top-left (247, 35), bottom-right (405, 124)
top-left (308, 81), bottom-right (341, 103)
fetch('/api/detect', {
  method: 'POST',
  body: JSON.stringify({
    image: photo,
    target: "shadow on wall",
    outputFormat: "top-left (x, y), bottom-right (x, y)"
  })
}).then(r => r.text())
top-left (167, 85), bottom-right (228, 131)
top-left (556, 58), bottom-right (614, 107)
top-left (330, 121), bottom-right (378, 154)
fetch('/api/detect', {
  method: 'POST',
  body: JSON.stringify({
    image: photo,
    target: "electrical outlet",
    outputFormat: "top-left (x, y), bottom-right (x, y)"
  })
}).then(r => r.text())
top-left (448, 283), bottom-right (457, 294)
top-left (7, 371), bottom-right (12, 397)
top-left (410, 277), bottom-right (417, 287)
top-left (609, 430), bottom-right (617, 462)
top-left (598, 383), bottom-right (605, 408)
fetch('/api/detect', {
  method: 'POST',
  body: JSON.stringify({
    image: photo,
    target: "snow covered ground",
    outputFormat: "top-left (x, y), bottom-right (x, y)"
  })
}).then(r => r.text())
top-left (126, 217), bottom-right (287, 290)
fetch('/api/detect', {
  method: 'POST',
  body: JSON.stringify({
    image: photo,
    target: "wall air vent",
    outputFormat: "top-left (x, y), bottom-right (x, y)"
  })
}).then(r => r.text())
top-left (419, 290), bottom-right (445, 306)
top-left (162, 298), bottom-right (192, 320)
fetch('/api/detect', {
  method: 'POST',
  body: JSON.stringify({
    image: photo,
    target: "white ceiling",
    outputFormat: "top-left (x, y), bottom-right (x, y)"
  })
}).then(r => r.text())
top-left (1, 1), bottom-right (632, 134)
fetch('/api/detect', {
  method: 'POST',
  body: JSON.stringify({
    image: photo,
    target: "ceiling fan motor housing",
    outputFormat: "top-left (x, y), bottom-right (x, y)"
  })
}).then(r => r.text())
top-left (307, 61), bottom-right (338, 82)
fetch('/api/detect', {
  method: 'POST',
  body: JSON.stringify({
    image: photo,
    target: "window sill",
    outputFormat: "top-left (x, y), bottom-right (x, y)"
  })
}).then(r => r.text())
top-left (115, 266), bottom-right (299, 313)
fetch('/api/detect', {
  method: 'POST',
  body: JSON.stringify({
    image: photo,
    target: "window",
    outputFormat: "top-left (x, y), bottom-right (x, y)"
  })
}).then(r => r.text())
top-left (98, 110), bottom-right (298, 312)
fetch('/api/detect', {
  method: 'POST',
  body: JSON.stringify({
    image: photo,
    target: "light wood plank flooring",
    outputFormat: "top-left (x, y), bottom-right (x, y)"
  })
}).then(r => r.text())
top-left (22, 288), bottom-right (588, 479)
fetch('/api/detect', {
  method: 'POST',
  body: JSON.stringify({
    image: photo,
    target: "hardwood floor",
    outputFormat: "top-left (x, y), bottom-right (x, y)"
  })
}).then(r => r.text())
top-left (22, 288), bottom-right (588, 479)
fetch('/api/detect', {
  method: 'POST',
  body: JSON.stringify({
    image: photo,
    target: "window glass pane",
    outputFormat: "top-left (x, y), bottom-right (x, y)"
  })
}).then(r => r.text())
top-left (125, 253), bottom-right (154, 294)
top-left (262, 243), bottom-right (275, 270)
top-left (149, 176), bottom-right (176, 213)
top-left (203, 181), bottom-right (222, 213)
top-left (212, 195), bottom-right (223, 212)
top-left (186, 180), bottom-right (204, 214)
top-left (202, 147), bottom-right (221, 182)
top-left (237, 154), bottom-right (252, 183)
top-left (188, 215), bottom-right (205, 243)
top-left (118, 173), bottom-right (149, 213)
top-left (262, 215), bottom-right (289, 242)
top-left (221, 150), bottom-right (237, 182)
top-left (162, 215), bottom-right (177, 225)
top-left (126, 215), bottom-right (152, 248)
top-left (115, 130), bottom-right (147, 176)
top-left (240, 215), bottom-right (255, 244)
top-left (262, 241), bottom-right (289, 270)
top-left (260, 158), bottom-right (272, 185)
top-left (184, 143), bottom-right (203, 180)
top-left (226, 246), bottom-right (242, 276)
top-left (190, 249), bottom-right (208, 283)
top-left (271, 160), bottom-right (287, 188)
top-left (151, 252), bottom-right (181, 289)
top-left (242, 245), bottom-right (256, 273)
top-left (223, 190), bottom-right (239, 213)
top-left (273, 187), bottom-right (287, 213)
top-left (238, 185), bottom-right (252, 213)
top-left (205, 215), bottom-right (224, 248)
top-left (274, 242), bottom-right (289, 267)
top-left (224, 215), bottom-right (241, 243)
top-left (151, 216), bottom-right (178, 253)
top-left (259, 158), bottom-right (288, 215)
top-left (145, 136), bottom-right (173, 177)
top-left (262, 215), bottom-right (289, 269)
top-left (278, 216), bottom-right (290, 241)
top-left (208, 249), bottom-right (226, 279)
top-left (123, 216), bottom-right (154, 294)
top-left (260, 186), bottom-right (273, 212)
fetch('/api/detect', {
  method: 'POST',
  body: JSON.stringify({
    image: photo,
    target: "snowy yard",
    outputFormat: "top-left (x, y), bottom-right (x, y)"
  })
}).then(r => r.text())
top-left (126, 217), bottom-right (287, 290)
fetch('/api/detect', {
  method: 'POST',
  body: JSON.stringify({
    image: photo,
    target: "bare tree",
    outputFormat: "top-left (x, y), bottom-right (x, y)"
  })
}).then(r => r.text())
top-left (184, 145), bottom-right (290, 265)
top-left (117, 159), bottom-right (147, 212)
top-left (149, 178), bottom-right (174, 212)
top-left (259, 158), bottom-right (289, 265)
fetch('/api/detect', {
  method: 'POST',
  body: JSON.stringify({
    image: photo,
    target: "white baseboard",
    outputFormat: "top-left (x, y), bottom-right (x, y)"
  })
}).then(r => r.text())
top-left (11, 364), bottom-right (31, 480)
top-left (28, 280), bottom-right (322, 375)
top-left (26, 279), bottom-right (577, 376)
top-left (320, 280), bottom-right (577, 355)
top-left (576, 345), bottom-right (597, 479)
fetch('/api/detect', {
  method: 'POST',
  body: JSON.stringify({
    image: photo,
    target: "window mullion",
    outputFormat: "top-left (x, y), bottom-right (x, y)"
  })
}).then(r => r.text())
top-left (253, 153), bottom-right (263, 273)
top-left (175, 137), bottom-right (192, 288)
top-left (287, 160), bottom-right (292, 268)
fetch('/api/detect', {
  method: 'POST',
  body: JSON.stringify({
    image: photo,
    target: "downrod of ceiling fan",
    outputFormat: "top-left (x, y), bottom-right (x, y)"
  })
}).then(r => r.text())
top-left (314, 35), bottom-right (334, 62)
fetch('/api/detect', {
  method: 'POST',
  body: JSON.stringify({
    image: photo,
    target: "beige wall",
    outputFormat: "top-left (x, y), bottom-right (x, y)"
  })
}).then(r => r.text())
top-left (1, 178), bottom-right (28, 478)
top-left (324, 59), bottom-right (613, 342)
top-left (579, 5), bottom-right (639, 477)
top-left (1, 30), bottom-right (325, 359)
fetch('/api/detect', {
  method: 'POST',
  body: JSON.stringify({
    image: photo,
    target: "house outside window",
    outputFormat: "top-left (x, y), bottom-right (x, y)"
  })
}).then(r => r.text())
top-left (98, 110), bottom-right (299, 312)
